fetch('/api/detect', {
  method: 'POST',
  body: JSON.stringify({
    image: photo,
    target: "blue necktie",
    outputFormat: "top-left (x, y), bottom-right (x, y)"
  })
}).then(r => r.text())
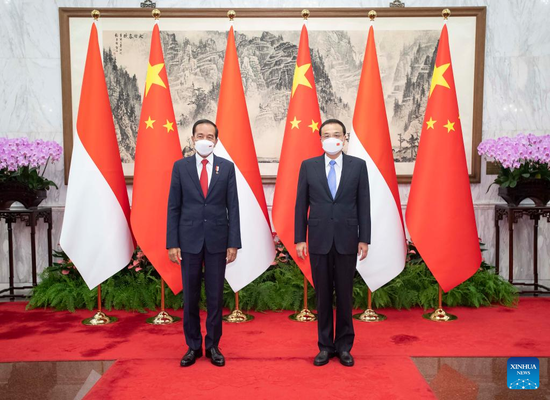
top-left (328, 160), bottom-right (337, 199)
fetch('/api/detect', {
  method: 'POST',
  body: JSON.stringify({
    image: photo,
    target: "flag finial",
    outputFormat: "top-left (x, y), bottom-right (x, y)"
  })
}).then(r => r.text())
top-left (368, 10), bottom-right (377, 21)
top-left (227, 10), bottom-right (236, 21)
top-left (302, 9), bottom-right (310, 20)
top-left (91, 10), bottom-right (100, 20)
top-left (152, 8), bottom-right (161, 20)
top-left (442, 8), bottom-right (451, 20)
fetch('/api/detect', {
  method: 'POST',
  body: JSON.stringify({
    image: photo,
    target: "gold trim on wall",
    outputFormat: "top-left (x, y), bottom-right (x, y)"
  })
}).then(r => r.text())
top-left (59, 7), bottom-right (487, 185)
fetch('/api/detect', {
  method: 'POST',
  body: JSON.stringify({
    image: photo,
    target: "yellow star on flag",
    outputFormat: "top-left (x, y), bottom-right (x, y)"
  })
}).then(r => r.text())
top-left (145, 63), bottom-right (167, 97)
top-left (290, 116), bottom-right (301, 129)
top-left (426, 117), bottom-right (436, 130)
top-left (292, 63), bottom-right (313, 97)
top-left (163, 119), bottom-right (174, 133)
top-left (308, 120), bottom-right (319, 133)
top-left (145, 116), bottom-right (155, 129)
top-left (443, 120), bottom-right (455, 133)
top-left (429, 62), bottom-right (450, 97)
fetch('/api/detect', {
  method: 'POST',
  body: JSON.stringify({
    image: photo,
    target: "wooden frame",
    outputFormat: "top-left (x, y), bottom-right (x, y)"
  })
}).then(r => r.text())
top-left (59, 7), bottom-right (486, 184)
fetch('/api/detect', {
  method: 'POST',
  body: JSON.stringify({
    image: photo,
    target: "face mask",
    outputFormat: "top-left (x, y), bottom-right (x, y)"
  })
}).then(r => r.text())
top-left (195, 139), bottom-right (215, 157)
top-left (322, 137), bottom-right (344, 155)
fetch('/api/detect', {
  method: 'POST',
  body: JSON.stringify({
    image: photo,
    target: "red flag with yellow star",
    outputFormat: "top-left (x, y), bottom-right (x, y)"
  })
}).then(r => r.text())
top-left (272, 25), bottom-right (323, 285)
top-left (131, 23), bottom-right (183, 293)
top-left (405, 24), bottom-right (481, 292)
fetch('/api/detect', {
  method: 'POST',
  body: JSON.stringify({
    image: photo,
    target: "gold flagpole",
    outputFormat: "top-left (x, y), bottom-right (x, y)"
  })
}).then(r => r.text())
top-left (422, 284), bottom-right (457, 321)
top-left (421, 10), bottom-right (457, 323)
top-left (146, 278), bottom-right (181, 324)
top-left (80, 10), bottom-right (116, 327)
top-left (223, 291), bottom-right (254, 323)
top-left (82, 284), bottom-right (118, 325)
top-left (352, 11), bottom-right (386, 324)
top-left (289, 275), bottom-right (317, 322)
top-left (354, 287), bottom-right (387, 322)
top-left (288, 8), bottom-right (317, 323)
top-left (217, 10), bottom-right (254, 325)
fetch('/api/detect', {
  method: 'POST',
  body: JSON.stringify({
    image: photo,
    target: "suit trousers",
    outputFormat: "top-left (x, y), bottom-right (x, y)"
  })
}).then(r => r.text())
top-left (310, 243), bottom-right (357, 353)
top-left (181, 244), bottom-right (226, 350)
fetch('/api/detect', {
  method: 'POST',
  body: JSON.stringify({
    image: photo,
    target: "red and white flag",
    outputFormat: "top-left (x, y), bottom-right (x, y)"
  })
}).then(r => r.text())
top-left (60, 22), bottom-right (134, 289)
top-left (215, 26), bottom-right (275, 291)
top-left (347, 25), bottom-right (407, 291)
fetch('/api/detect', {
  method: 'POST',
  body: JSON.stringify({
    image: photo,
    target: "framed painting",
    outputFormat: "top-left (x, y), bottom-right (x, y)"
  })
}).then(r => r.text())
top-left (59, 7), bottom-right (486, 184)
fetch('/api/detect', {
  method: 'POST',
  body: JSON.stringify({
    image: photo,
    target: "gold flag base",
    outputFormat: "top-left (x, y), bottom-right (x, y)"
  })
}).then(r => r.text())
top-left (353, 308), bottom-right (387, 322)
top-left (223, 309), bottom-right (254, 323)
top-left (146, 310), bottom-right (181, 325)
top-left (82, 311), bottom-right (118, 326)
top-left (422, 308), bottom-right (457, 322)
top-left (289, 308), bottom-right (317, 322)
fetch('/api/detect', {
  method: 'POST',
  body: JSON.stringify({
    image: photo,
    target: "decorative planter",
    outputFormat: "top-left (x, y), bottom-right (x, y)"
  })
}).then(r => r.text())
top-left (0, 182), bottom-right (47, 210)
top-left (498, 179), bottom-right (550, 207)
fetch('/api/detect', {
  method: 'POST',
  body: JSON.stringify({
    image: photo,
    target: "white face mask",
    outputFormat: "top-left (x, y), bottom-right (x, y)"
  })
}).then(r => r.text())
top-left (195, 139), bottom-right (215, 157)
top-left (322, 137), bottom-right (344, 155)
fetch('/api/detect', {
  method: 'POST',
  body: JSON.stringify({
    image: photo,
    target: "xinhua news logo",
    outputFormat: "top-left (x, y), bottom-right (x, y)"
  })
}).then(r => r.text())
top-left (507, 357), bottom-right (539, 390)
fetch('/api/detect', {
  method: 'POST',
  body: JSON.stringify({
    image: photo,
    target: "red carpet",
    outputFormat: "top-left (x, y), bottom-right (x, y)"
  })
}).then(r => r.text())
top-left (1, 298), bottom-right (549, 399)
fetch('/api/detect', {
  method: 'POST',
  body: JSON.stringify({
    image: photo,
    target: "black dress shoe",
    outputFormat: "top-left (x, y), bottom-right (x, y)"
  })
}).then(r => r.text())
top-left (338, 351), bottom-right (354, 367)
top-left (206, 347), bottom-right (225, 367)
top-left (313, 351), bottom-right (336, 366)
top-left (180, 348), bottom-right (202, 367)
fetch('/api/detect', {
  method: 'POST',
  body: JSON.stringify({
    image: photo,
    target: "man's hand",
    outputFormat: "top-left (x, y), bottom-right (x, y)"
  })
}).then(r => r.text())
top-left (168, 248), bottom-right (181, 264)
top-left (226, 248), bottom-right (237, 264)
top-left (296, 242), bottom-right (308, 260)
top-left (358, 242), bottom-right (369, 261)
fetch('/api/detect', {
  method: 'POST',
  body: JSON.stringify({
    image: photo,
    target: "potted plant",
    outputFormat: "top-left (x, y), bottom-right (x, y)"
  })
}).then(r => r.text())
top-left (478, 133), bottom-right (550, 206)
top-left (0, 138), bottom-right (63, 209)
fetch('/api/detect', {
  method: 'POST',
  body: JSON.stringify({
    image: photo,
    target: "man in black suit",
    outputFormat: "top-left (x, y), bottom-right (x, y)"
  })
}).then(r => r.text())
top-left (295, 119), bottom-right (371, 367)
top-left (167, 119), bottom-right (241, 367)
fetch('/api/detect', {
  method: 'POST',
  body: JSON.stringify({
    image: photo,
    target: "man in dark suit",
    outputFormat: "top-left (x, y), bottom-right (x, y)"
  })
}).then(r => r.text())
top-left (295, 119), bottom-right (371, 367)
top-left (167, 119), bottom-right (241, 367)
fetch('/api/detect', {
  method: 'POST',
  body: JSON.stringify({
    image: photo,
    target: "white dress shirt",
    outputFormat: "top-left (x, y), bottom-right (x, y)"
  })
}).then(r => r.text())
top-left (325, 153), bottom-right (342, 191)
top-left (196, 153), bottom-right (214, 186)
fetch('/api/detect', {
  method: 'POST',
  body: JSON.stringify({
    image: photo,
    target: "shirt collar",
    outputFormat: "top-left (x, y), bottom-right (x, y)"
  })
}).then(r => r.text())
top-left (325, 152), bottom-right (343, 167)
top-left (196, 152), bottom-right (214, 168)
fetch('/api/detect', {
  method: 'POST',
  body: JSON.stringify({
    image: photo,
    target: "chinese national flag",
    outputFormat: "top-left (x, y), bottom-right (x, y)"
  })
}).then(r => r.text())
top-left (131, 23), bottom-right (183, 293)
top-left (272, 25), bottom-right (323, 285)
top-left (405, 25), bottom-right (481, 292)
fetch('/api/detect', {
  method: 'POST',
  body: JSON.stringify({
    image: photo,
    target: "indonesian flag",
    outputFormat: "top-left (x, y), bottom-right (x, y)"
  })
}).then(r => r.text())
top-left (131, 23), bottom-right (183, 293)
top-left (347, 25), bottom-right (407, 292)
top-left (214, 27), bottom-right (275, 291)
top-left (272, 25), bottom-right (323, 285)
top-left (406, 24), bottom-right (481, 292)
top-left (60, 22), bottom-right (134, 289)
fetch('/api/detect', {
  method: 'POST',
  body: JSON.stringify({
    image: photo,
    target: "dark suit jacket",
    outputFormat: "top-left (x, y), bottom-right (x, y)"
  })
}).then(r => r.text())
top-left (166, 154), bottom-right (241, 254)
top-left (294, 153), bottom-right (371, 255)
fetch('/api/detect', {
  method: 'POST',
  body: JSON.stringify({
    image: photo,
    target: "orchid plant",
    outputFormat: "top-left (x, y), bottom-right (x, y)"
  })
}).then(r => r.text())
top-left (477, 133), bottom-right (550, 189)
top-left (0, 137), bottom-right (63, 190)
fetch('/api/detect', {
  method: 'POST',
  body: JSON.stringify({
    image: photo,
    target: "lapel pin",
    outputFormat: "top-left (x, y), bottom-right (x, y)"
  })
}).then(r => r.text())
top-left (215, 166), bottom-right (220, 175)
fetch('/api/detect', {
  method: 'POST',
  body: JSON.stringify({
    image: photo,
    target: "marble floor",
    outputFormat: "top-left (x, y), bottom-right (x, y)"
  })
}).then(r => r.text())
top-left (1, 358), bottom-right (547, 399)
top-left (413, 357), bottom-right (549, 399)
top-left (0, 361), bottom-right (114, 400)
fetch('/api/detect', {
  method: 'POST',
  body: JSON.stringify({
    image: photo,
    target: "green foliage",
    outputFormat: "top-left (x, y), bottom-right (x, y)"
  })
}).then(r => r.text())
top-left (361, 262), bottom-right (518, 310)
top-left (226, 262), bottom-right (317, 312)
top-left (1, 164), bottom-right (58, 190)
top-left (491, 162), bottom-right (550, 191)
top-left (28, 243), bottom-right (518, 312)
